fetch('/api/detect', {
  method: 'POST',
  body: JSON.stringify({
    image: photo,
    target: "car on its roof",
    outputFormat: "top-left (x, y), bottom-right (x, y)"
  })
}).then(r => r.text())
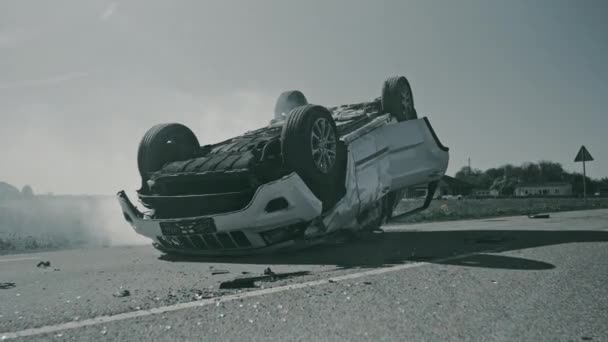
top-left (117, 75), bottom-right (449, 255)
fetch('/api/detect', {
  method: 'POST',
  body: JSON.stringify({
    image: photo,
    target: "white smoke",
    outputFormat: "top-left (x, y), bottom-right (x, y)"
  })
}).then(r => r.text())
top-left (0, 85), bottom-right (279, 251)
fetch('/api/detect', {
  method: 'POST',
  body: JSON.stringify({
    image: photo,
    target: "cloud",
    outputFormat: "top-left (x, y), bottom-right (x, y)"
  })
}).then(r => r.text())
top-left (0, 72), bottom-right (90, 90)
top-left (100, 3), bottom-right (118, 20)
top-left (0, 29), bottom-right (36, 48)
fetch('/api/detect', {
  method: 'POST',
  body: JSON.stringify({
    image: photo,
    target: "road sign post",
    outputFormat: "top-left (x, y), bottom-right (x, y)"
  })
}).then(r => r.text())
top-left (574, 145), bottom-right (594, 202)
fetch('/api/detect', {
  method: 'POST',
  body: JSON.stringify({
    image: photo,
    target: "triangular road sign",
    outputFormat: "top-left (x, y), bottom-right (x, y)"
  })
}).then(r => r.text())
top-left (574, 145), bottom-right (594, 162)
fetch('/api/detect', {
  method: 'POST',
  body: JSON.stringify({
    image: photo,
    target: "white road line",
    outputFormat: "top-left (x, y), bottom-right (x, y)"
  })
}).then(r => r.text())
top-left (0, 257), bottom-right (36, 263)
top-left (0, 251), bottom-right (488, 340)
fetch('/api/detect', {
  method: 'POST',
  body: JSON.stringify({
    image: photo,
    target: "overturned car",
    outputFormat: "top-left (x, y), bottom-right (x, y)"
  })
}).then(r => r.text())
top-left (118, 75), bottom-right (449, 255)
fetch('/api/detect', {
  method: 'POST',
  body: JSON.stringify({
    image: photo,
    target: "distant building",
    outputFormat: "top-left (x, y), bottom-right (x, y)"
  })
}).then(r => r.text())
top-left (514, 182), bottom-right (572, 197)
top-left (473, 189), bottom-right (499, 197)
top-left (596, 187), bottom-right (608, 197)
top-left (406, 175), bottom-right (474, 198)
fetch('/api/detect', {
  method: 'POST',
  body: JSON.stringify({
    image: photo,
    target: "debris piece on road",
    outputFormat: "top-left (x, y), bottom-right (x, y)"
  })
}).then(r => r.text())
top-left (528, 213), bottom-right (550, 219)
top-left (0, 282), bottom-right (16, 289)
top-left (211, 269), bottom-right (230, 275)
top-left (219, 271), bottom-right (310, 290)
top-left (219, 278), bottom-right (257, 289)
top-left (36, 261), bottom-right (51, 268)
top-left (193, 289), bottom-right (214, 300)
top-left (112, 289), bottom-right (131, 298)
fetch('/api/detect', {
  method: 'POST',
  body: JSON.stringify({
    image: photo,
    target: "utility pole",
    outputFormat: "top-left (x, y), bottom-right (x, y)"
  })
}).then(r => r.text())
top-left (583, 160), bottom-right (587, 201)
top-left (574, 145), bottom-right (594, 202)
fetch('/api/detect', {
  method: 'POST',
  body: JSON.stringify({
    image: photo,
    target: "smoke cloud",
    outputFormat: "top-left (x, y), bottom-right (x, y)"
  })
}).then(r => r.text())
top-left (0, 85), bottom-right (279, 252)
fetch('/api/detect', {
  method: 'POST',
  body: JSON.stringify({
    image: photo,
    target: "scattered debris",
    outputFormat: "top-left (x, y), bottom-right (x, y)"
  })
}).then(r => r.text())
top-left (220, 271), bottom-right (310, 290)
top-left (211, 269), bottom-right (230, 275)
top-left (36, 261), bottom-right (51, 268)
top-left (193, 289), bottom-right (214, 300)
top-left (0, 282), bottom-right (16, 290)
top-left (112, 289), bottom-right (131, 298)
top-left (219, 278), bottom-right (257, 289)
top-left (528, 213), bottom-right (550, 219)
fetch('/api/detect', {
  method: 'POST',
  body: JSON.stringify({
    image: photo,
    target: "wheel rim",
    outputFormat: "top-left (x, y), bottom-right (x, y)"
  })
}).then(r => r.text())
top-left (310, 117), bottom-right (337, 174)
top-left (401, 85), bottom-right (413, 114)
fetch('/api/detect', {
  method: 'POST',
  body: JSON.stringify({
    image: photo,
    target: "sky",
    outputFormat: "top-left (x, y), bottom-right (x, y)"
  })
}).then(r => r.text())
top-left (1, 0), bottom-right (607, 195)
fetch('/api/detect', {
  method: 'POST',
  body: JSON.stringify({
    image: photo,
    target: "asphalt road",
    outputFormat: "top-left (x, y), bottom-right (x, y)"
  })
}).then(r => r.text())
top-left (1, 209), bottom-right (608, 341)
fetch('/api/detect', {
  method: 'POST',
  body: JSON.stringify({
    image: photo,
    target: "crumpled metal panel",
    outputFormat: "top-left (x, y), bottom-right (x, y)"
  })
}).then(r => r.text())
top-left (321, 148), bottom-right (361, 233)
top-left (341, 114), bottom-right (392, 144)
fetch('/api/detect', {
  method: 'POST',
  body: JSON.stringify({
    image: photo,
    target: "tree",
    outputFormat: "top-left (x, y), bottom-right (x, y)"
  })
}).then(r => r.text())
top-left (484, 168), bottom-right (503, 180)
top-left (454, 160), bottom-right (606, 196)
top-left (538, 161), bottom-right (565, 182)
top-left (455, 166), bottom-right (491, 189)
top-left (520, 162), bottom-right (541, 183)
top-left (21, 185), bottom-right (34, 198)
top-left (490, 177), bottom-right (519, 196)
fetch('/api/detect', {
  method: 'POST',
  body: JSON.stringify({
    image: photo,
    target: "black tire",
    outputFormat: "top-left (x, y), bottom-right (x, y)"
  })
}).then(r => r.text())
top-left (137, 123), bottom-right (200, 182)
top-left (281, 104), bottom-right (343, 209)
top-left (381, 76), bottom-right (418, 121)
top-left (274, 90), bottom-right (308, 120)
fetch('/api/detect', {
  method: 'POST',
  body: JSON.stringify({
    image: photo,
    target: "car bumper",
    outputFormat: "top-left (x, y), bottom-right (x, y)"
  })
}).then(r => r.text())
top-left (117, 172), bottom-right (324, 255)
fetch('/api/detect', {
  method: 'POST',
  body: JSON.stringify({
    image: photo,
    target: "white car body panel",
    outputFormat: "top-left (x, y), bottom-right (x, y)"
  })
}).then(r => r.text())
top-left (118, 116), bottom-right (449, 255)
top-left (119, 172), bottom-right (323, 245)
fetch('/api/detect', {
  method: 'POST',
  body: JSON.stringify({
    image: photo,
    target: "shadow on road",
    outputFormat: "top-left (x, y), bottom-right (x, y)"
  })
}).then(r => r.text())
top-left (159, 230), bottom-right (608, 270)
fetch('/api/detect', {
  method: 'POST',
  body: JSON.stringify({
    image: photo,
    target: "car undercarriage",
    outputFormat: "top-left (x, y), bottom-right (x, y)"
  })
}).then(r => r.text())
top-left (118, 75), bottom-right (449, 255)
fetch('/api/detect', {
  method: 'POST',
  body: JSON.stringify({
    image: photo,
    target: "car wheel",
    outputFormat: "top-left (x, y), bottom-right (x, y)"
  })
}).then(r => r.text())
top-left (381, 76), bottom-right (417, 121)
top-left (281, 104), bottom-right (343, 210)
top-left (274, 90), bottom-right (308, 120)
top-left (137, 123), bottom-right (200, 184)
